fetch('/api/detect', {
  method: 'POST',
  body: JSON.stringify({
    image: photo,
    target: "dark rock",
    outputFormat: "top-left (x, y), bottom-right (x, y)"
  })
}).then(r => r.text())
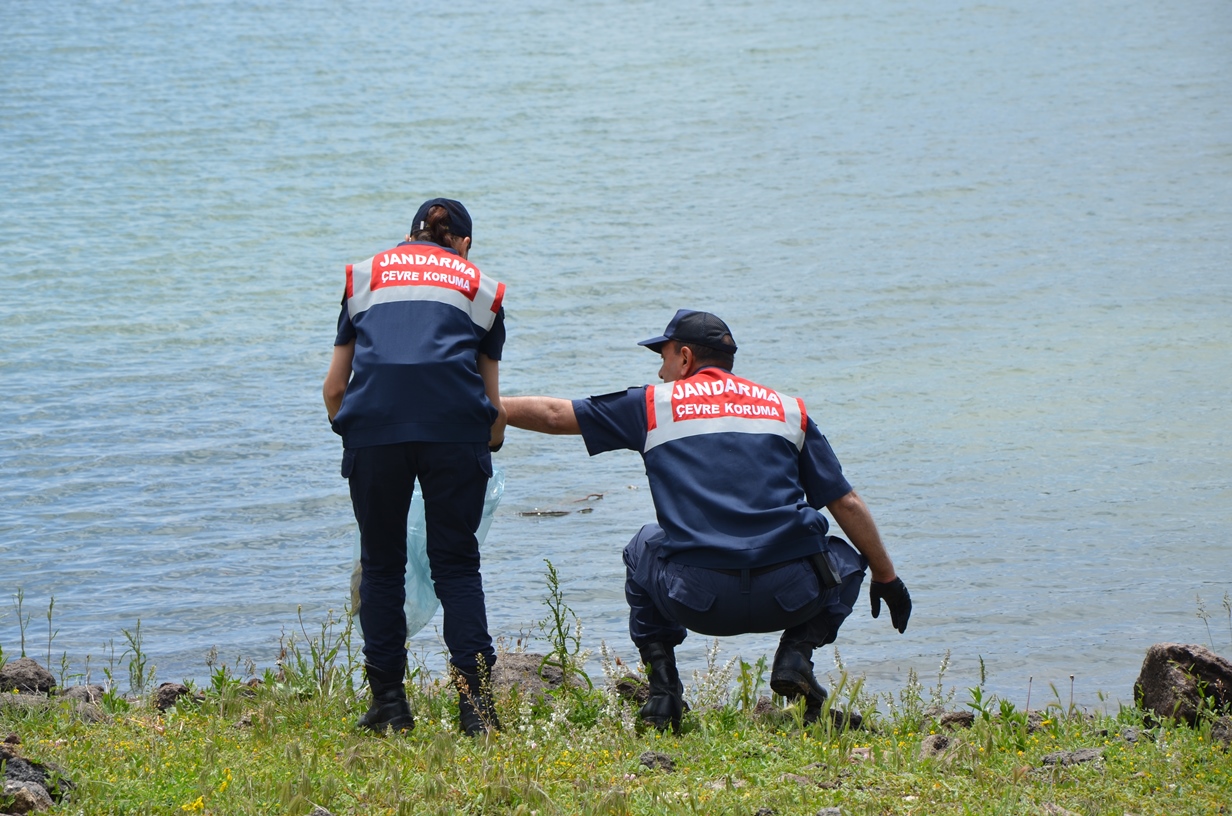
top-left (1134, 643), bottom-right (1232, 725)
top-left (1040, 748), bottom-right (1102, 766)
top-left (614, 674), bottom-right (649, 705)
top-left (3, 734), bottom-right (19, 745)
top-left (918, 733), bottom-right (958, 761)
top-left (639, 751), bottom-right (675, 772)
top-left (939, 710), bottom-right (974, 729)
top-left (58, 685), bottom-right (104, 704)
top-left (752, 697), bottom-right (778, 716)
top-left (0, 750), bottom-right (73, 803)
top-left (750, 696), bottom-right (793, 728)
top-left (490, 653), bottom-right (572, 703)
top-left (1212, 716), bottom-right (1232, 747)
top-left (0, 659), bottom-right (55, 694)
top-left (153, 683), bottom-right (195, 711)
top-left (754, 809), bottom-right (775, 816)
top-left (2, 779), bottom-right (55, 813)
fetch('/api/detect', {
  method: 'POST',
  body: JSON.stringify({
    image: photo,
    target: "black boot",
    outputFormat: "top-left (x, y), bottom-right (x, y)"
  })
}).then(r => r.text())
top-left (770, 643), bottom-right (862, 730)
top-left (638, 642), bottom-right (684, 734)
top-left (357, 664), bottom-right (414, 733)
top-left (454, 663), bottom-right (501, 737)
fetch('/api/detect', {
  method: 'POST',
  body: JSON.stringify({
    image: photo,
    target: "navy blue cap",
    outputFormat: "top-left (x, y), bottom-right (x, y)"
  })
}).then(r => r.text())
top-left (411, 197), bottom-right (472, 239)
top-left (638, 309), bottom-right (738, 354)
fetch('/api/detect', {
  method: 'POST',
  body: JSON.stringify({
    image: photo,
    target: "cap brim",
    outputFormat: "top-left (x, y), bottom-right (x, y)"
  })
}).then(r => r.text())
top-left (637, 335), bottom-right (670, 353)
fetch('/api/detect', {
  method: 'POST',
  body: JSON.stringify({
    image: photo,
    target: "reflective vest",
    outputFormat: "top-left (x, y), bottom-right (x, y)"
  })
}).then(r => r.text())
top-left (638, 368), bottom-right (825, 568)
top-left (346, 243), bottom-right (504, 330)
top-left (644, 369), bottom-right (807, 452)
top-left (332, 242), bottom-right (505, 448)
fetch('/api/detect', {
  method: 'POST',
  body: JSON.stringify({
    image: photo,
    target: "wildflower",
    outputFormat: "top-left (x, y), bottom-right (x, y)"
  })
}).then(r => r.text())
top-left (181, 796), bottom-right (205, 812)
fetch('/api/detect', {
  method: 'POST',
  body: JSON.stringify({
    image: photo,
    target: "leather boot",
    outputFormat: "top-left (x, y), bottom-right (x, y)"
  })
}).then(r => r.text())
top-left (455, 663), bottom-right (502, 737)
top-left (357, 664), bottom-right (414, 733)
top-left (770, 643), bottom-right (862, 730)
top-left (638, 642), bottom-right (684, 734)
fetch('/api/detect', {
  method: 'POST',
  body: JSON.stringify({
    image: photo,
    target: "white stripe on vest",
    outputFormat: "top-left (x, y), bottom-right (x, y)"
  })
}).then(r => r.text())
top-left (643, 369), bottom-right (808, 453)
top-left (345, 244), bottom-right (504, 331)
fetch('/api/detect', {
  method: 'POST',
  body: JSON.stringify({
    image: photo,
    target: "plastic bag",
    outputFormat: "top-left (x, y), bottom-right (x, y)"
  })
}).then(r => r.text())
top-left (350, 467), bottom-right (505, 638)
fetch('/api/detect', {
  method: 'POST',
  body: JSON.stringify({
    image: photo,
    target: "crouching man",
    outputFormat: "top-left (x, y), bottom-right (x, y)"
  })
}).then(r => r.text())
top-left (504, 310), bottom-right (911, 731)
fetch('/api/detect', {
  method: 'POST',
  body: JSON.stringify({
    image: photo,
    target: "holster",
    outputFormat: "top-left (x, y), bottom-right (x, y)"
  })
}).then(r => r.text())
top-left (809, 549), bottom-right (843, 590)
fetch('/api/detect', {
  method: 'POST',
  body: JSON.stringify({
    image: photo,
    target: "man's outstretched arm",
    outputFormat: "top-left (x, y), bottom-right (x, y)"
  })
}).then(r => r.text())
top-left (504, 396), bottom-right (581, 435)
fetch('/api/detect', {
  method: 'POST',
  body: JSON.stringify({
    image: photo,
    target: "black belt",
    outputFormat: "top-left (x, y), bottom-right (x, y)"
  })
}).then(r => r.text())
top-left (709, 560), bottom-right (798, 578)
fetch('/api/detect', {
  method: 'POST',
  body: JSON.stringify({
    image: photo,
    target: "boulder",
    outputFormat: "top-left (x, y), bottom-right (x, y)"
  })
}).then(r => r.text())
top-left (938, 710), bottom-right (974, 729)
top-left (613, 675), bottom-right (649, 705)
top-left (0, 745), bottom-right (72, 804)
top-left (0, 659), bottom-right (55, 694)
top-left (58, 685), bottom-right (104, 704)
top-left (1041, 748), bottom-right (1102, 766)
top-left (490, 653), bottom-right (571, 703)
top-left (1212, 716), bottom-right (1232, 748)
top-left (918, 733), bottom-right (959, 762)
top-left (1134, 643), bottom-right (1232, 725)
top-left (1, 779), bottom-right (55, 813)
top-left (639, 751), bottom-right (675, 772)
top-left (153, 683), bottom-right (197, 711)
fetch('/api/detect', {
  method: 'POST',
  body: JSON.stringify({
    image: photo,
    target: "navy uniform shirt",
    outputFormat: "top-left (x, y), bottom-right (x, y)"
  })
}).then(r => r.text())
top-left (572, 367), bottom-right (852, 569)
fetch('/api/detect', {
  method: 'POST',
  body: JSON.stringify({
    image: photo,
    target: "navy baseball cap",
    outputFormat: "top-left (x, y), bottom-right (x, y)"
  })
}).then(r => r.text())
top-left (411, 197), bottom-right (473, 239)
top-left (638, 309), bottom-right (739, 354)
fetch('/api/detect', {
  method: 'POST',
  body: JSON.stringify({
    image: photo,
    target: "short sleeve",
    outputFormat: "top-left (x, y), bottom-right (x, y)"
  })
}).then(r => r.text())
top-left (478, 307), bottom-right (505, 360)
top-left (800, 418), bottom-right (852, 508)
top-left (334, 292), bottom-right (355, 345)
top-left (572, 387), bottom-right (648, 456)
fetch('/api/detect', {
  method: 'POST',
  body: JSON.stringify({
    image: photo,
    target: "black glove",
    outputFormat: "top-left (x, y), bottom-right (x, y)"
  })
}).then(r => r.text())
top-left (869, 577), bottom-right (912, 633)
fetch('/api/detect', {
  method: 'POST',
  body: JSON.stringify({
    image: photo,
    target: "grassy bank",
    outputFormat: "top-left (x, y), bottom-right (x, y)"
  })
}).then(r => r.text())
top-left (3, 579), bottom-right (1230, 815)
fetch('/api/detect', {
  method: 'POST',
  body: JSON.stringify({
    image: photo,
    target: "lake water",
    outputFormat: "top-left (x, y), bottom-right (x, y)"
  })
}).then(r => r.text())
top-left (2, 0), bottom-right (1230, 708)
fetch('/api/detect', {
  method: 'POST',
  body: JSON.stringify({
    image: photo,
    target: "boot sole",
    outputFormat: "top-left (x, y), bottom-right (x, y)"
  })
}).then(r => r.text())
top-left (770, 669), bottom-right (822, 702)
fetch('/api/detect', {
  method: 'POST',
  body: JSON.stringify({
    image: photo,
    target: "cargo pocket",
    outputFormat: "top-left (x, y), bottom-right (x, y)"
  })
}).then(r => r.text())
top-left (774, 561), bottom-right (821, 613)
top-left (664, 564), bottom-right (716, 613)
top-left (475, 444), bottom-right (493, 479)
top-left (340, 448), bottom-right (355, 479)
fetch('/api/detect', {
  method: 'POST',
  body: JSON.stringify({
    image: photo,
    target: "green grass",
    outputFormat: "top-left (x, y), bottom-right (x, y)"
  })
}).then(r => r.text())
top-left (3, 634), bottom-right (1230, 815)
top-left (5, 582), bottom-right (1231, 815)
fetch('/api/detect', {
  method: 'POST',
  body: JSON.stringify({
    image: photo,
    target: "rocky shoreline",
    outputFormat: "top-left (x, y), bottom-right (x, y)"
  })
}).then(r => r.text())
top-left (2, 644), bottom-right (1229, 814)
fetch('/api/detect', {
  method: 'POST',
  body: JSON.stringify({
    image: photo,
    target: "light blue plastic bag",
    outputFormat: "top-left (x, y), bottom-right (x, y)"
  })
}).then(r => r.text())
top-left (350, 467), bottom-right (505, 638)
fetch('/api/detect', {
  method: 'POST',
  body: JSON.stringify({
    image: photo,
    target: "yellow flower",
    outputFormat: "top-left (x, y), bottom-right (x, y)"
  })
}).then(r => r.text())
top-left (181, 796), bottom-right (205, 812)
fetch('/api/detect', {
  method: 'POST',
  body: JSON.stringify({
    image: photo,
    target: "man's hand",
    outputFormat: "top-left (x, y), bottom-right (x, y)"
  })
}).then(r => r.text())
top-left (869, 578), bottom-right (912, 633)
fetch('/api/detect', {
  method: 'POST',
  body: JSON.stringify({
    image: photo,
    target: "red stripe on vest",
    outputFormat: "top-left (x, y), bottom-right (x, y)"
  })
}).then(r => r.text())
top-left (492, 281), bottom-right (505, 313)
top-left (645, 386), bottom-right (657, 432)
top-left (345, 264), bottom-right (354, 299)
top-left (796, 397), bottom-right (808, 432)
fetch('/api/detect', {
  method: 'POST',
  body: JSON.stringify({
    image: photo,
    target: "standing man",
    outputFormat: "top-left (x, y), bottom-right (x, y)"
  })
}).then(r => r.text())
top-left (504, 310), bottom-right (910, 732)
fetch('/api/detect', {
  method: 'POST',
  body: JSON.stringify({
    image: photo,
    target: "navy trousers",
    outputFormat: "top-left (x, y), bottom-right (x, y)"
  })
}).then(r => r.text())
top-left (345, 441), bottom-right (495, 675)
top-left (623, 524), bottom-right (866, 651)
